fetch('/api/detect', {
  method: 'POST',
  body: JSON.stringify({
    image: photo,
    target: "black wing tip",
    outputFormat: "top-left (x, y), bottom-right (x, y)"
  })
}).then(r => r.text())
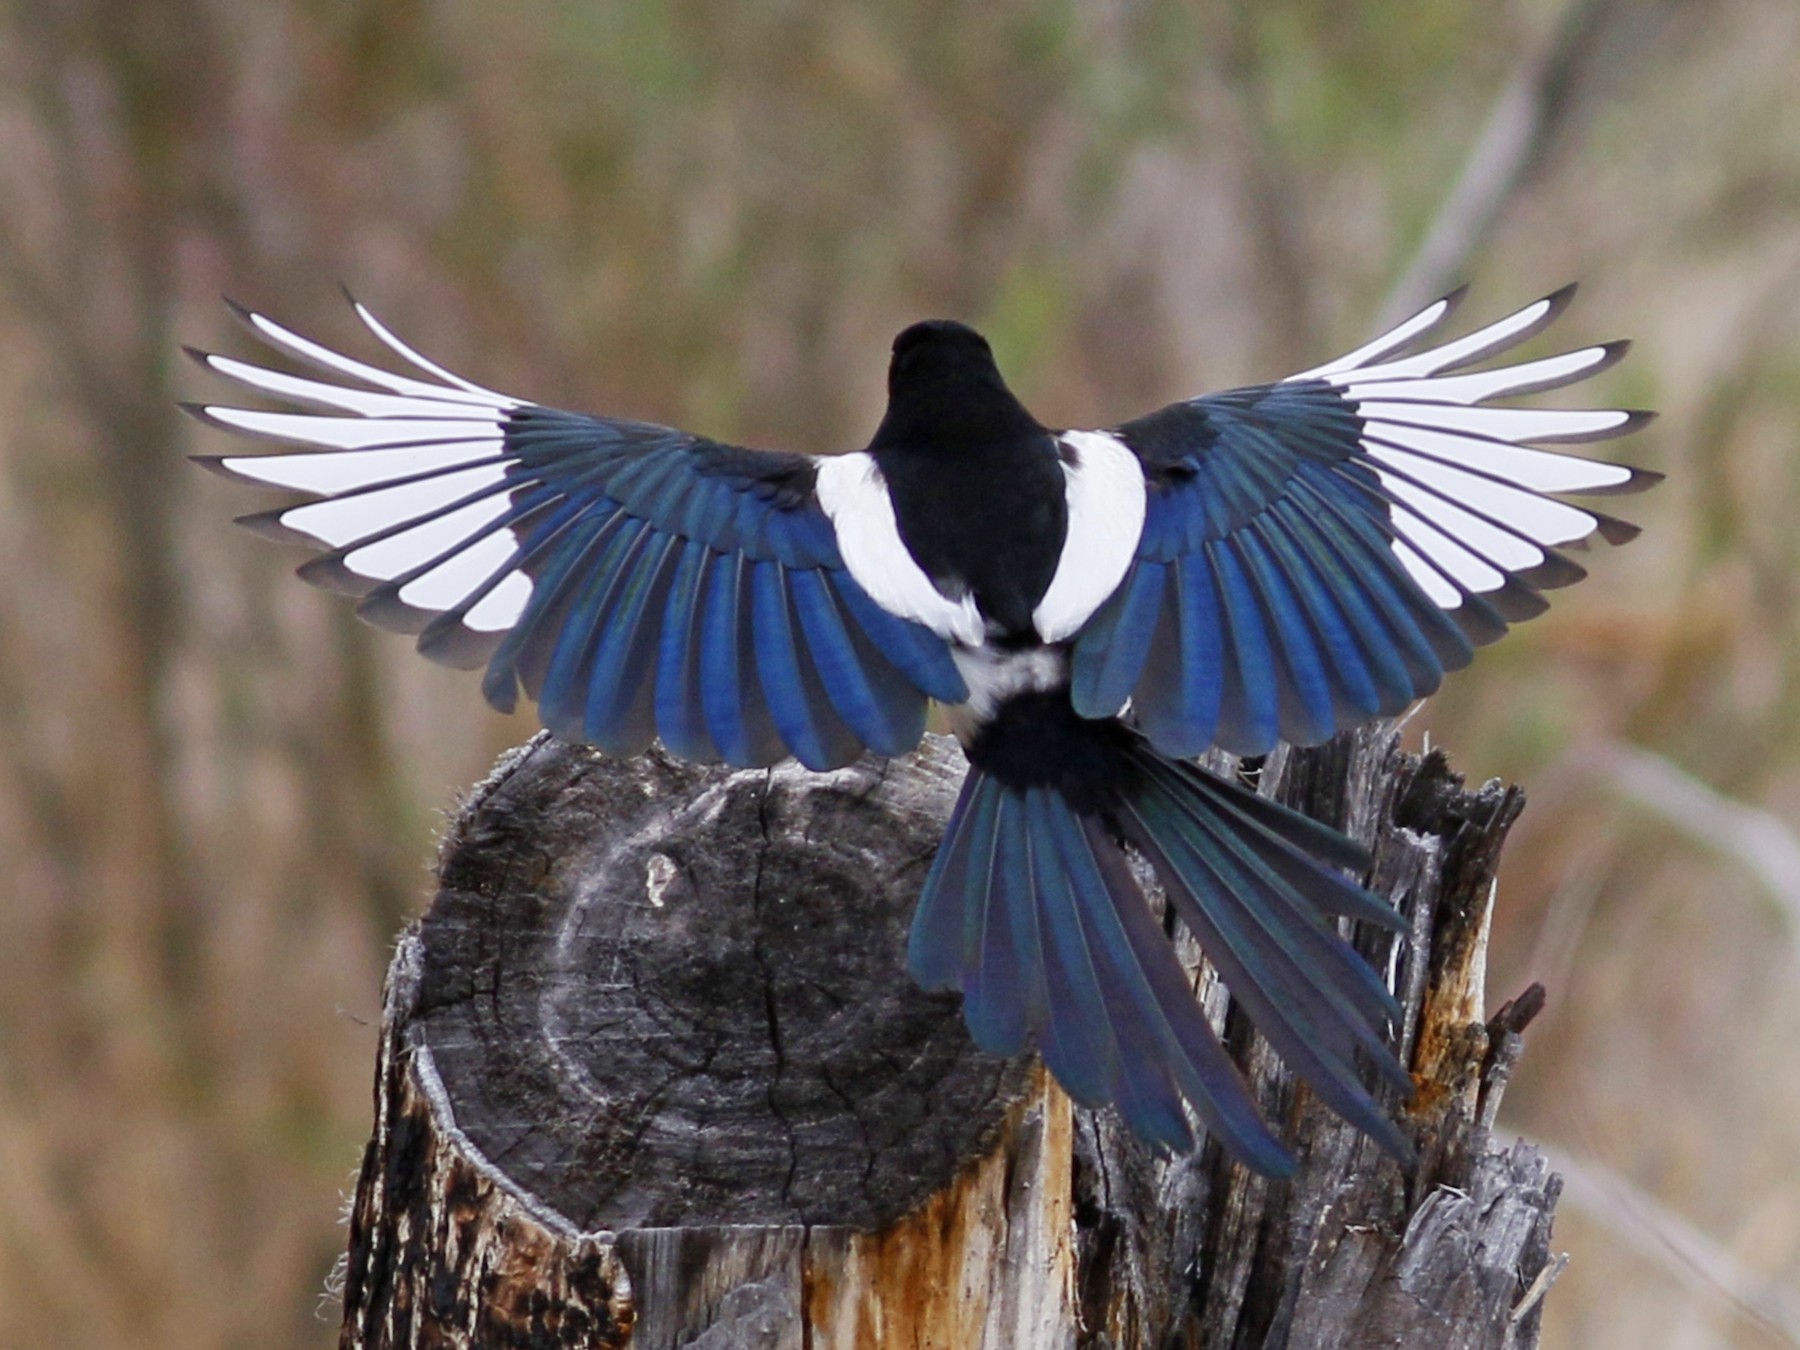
top-left (1583, 339), bottom-right (1632, 381)
top-left (233, 506), bottom-right (318, 546)
top-left (297, 552), bottom-right (383, 598)
top-left (1592, 513), bottom-right (1642, 546)
top-left (354, 585), bottom-right (434, 634)
top-left (1514, 550), bottom-right (1589, 592)
top-left (417, 616), bottom-right (506, 671)
top-left (1541, 280), bottom-right (1580, 318)
top-left (1435, 282), bottom-right (1471, 320)
top-left (221, 295), bottom-right (260, 328)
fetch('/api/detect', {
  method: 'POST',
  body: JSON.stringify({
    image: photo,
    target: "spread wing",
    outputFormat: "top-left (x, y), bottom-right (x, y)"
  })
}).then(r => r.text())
top-left (1067, 286), bottom-right (1658, 757)
top-left (186, 299), bottom-right (966, 770)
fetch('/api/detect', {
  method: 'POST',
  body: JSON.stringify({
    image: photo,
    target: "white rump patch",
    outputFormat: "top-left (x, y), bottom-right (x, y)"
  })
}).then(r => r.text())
top-left (1033, 430), bottom-right (1147, 644)
top-left (813, 452), bottom-right (985, 645)
top-left (950, 645), bottom-right (1068, 722)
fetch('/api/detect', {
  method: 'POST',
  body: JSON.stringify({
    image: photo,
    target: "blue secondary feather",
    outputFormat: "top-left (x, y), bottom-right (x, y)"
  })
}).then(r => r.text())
top-left (751, 561), bottom-right (861, 771)
top-left (700, 553), bottom-right (785, 766)
top-left (787, 569), bottom-right (928, 756)
top-left (1208, 539), bottom-right (1281, 756)
top-left (652, 540), bottom-right (720, 762)
top-left (1129, 554), bottom-right (1227, 757)
top-left (1235, 524), bottom-right (1337, 747)
top-left (583, 529), bottom-right (682, 755)
top-left (1069, 561), bottom-right (1164, 719)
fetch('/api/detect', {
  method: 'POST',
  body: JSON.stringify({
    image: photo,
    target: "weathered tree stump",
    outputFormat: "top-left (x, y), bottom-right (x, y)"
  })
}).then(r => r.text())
top-left (336, 725), bottom-right (1561, 1349)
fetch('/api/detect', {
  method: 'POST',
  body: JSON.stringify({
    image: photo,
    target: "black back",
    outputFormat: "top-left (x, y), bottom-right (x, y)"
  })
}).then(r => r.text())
top-left (869, 321), bottom-right (1068, 640)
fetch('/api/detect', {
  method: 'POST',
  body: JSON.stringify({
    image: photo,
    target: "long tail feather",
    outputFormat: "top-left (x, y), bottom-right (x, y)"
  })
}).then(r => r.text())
top-left (909, 735), bottom-right (1412, 1174)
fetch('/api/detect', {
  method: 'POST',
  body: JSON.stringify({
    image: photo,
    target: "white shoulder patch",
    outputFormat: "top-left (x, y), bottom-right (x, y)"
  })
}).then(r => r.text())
top-left (1032, 430), bottom-right (1147, 643)
top-left (813, 452), bottom-right (986, 645)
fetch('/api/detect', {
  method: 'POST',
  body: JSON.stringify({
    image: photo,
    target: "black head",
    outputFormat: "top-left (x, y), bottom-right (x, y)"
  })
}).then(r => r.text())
top-left (874, 319), bottom-right (1040, 451)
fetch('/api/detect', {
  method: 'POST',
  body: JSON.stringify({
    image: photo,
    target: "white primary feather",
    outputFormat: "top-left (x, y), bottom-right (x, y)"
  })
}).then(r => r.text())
top-left (1353, 400), bottom-right (1631, 445)
top-left (397, 531), bottom-right (521, 612)
top-left (1288, 294), bottom-right (1459, 380)
top-left (462, 571), bottom-right (535, 631)
top-left (272, 462), bottom-right (512, 548)
top-left (1342, 345), bottom-right (1611, 405)
top-left (341, 495), bottom-right (514, 583)
top-left (215, 440), bottom-right (505, 496)
top-left (201, 304), bottom-right (541, 641)
top-left (1362, 421), bottom-right (1634, 494)
top-left (198, 351), bottom-right (486, 419)
top-left (200, 406), bottom-right (502, 452)
top-left (234, 307), bottom-right (515, 408)
top-left (1279, 290), bottom-right (1646, 613)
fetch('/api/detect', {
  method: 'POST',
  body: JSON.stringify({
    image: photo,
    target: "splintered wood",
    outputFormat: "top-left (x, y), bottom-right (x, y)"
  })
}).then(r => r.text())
top-left (337, 726), bottom-right (1560, 1349)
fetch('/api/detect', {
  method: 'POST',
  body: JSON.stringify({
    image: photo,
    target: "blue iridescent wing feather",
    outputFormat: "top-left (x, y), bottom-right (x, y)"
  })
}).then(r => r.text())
top-left (187, 303), bottom-right (963, 768)
top-left (1071, 289), bottom-right (1657, 758)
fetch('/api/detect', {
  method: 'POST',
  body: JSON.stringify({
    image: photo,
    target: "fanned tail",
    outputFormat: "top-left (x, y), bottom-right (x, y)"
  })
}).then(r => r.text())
top-left (909, 731), bottom-right (1412, 1176)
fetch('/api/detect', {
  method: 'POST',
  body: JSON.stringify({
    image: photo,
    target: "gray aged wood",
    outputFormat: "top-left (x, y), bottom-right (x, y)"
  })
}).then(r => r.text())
top-left (337, 726), bottom-right (1562, 1349)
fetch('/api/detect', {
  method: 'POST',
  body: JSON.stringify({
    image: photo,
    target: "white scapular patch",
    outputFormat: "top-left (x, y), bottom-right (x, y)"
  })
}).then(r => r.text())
top-left (813, 451), bottom-right (986, 645)
top-left (198, 303), bottom-right (539, 640)
top-left (949, 644), bottom-right (1069, 723)
top-left (1284, 290), bottom-right (1647, 611)
top-left (1033, 430), bottom-right (1147, 644)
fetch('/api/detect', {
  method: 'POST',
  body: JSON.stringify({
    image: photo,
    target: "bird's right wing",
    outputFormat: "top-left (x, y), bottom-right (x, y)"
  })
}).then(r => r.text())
top-left (187, 298), bottom-right (967, 770)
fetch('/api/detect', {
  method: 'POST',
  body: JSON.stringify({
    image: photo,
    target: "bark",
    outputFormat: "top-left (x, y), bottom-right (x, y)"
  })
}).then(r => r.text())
top-left (338, 725), bottom-right (1560, 1349)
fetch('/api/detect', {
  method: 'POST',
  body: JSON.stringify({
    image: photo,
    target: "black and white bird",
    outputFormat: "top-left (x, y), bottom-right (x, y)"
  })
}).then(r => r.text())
top-left (186, 287), bottom-right (1655, 1175)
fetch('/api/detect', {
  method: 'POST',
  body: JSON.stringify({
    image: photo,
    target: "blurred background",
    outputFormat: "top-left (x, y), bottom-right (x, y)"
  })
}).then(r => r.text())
top-left (1, 0), bottom-right (1797, 1345)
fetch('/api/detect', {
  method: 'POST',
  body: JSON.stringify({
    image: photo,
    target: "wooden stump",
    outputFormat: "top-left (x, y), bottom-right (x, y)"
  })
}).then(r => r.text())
top-left (336, 727), bottom-right (1562, 1349)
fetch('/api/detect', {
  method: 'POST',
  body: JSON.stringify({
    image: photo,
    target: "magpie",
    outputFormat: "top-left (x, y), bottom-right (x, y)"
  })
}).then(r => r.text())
top-left (185, 286), bottom-right (1656, 1175)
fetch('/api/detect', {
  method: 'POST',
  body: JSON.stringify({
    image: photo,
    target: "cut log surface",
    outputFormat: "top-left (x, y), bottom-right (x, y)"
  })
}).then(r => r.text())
top-left (338, 727), bottom-right (1563, 1350)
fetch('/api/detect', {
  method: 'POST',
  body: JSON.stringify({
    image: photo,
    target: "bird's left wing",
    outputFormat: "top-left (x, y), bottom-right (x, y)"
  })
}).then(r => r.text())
top-left (1066, 287), bottom-right (1659, 758)
top-left (186, 299), bottom-right (967, 769)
